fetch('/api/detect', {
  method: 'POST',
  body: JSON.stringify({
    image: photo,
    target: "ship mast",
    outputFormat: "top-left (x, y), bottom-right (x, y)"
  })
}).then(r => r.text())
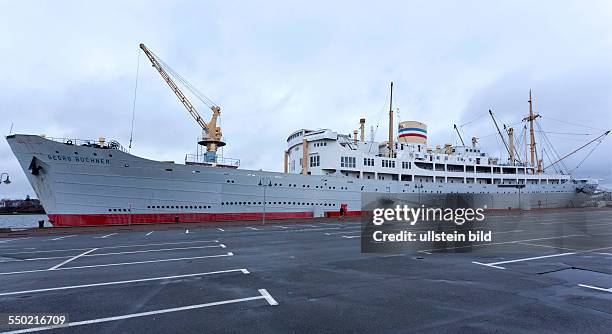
top-left (388, 82), bottom-right (394, 158)
top-left (522, 90), bottom-right (540, 173)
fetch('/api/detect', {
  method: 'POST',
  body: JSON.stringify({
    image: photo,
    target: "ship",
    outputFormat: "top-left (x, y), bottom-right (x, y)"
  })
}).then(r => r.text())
top-left (5, 45), bottom-right (607, 227)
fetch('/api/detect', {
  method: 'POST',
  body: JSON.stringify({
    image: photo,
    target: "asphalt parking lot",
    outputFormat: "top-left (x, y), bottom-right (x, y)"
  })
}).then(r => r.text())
top-left (0, 208), bottom-right (610, 333)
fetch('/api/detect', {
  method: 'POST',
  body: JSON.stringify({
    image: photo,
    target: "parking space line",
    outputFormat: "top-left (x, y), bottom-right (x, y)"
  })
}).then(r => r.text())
top-left (0, 240), bottom-right (220, 256)
top-left (258, 289), bottom-right (279, 305)
top-left (185, 230), bottom-right (190, 234)
top-left (0, 253), bottom-right (234, 276)
top-left (247, 227), bottom-right (260, 231)
top-left (94, 233), bottom-right (118, 239)
top-left (341, 235), bottom-right (360, 239)
top-left (421, 234), bottom-right (584, 253)
top-left (50, 235), bottom-right (76, 241)
top-left (472, 252), bottom-right (576, 270)
top-left (515, 242), bottom-right (577, 251)
top-left (0, 269), bottom-right (250, 297)
top-left (146, 232), bottom-right (154, 236)
top-left (0, 289), bottom-right (276, 334)
top-left (324, 228), bottom-right (361, 235)
top-left (48, 248), bottom-right (98, 270)
top-left (217, 228), bottom-right (225, 232)
top-left (0, 245), bottom-right (227, 263)
top-left (473, 246), bottom-right (612, 269)
top-left (578, 284), bottom-right (612, 293)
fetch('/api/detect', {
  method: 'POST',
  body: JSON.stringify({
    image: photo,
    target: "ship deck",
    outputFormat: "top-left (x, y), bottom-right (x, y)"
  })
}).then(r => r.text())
top-left (0, 208), bottom-right (610, 333)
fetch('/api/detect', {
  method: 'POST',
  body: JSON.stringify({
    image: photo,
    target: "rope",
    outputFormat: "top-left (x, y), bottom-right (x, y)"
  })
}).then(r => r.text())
top-left (129, 49), bottom-right (141, 149)
top-left (572, 138), bottom-right (604, 171)
top-left (543, 116), bottom-right (606, 131)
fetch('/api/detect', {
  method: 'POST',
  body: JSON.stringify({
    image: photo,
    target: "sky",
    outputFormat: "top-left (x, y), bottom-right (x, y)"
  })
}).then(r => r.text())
top-left (1, 0), bottom-right (611, 199)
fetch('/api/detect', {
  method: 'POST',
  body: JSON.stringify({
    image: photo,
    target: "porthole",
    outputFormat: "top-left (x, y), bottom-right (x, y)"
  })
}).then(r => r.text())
top-left (108, 209), bottom-right (112, 212)
top-left (109, 154), bottom-right (113, 157)
top-left (55, 150), bottom-right (59, 153)
top-left (74, 152), bottom-right (79, 155)
top-left (93, 152), bottom-right (97, 156)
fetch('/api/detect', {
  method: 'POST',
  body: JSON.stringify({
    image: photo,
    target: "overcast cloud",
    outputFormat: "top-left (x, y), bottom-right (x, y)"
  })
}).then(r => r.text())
top-left (1, 0), bottom-right (611, 198)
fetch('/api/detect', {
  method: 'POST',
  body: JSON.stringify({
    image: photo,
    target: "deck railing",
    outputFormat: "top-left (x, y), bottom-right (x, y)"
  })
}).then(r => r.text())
top-left (43, 136), bottom-right (128, 153)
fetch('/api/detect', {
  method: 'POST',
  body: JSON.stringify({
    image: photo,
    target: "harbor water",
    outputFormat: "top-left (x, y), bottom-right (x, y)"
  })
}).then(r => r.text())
top-left (0, 214), bottom-right (48, 229)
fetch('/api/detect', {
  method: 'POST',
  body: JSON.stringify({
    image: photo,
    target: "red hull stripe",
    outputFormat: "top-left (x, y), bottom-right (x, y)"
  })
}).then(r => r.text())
top-left (398, 133), bottom-right (427, 139)
top-left (47, 211), bottom-right (366, 227)
top-left (48, 212), bottom-right (319, 227)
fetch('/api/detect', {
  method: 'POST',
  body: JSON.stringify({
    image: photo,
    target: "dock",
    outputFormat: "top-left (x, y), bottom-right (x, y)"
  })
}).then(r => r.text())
top-left (0, 208), bottom-right (610, 333)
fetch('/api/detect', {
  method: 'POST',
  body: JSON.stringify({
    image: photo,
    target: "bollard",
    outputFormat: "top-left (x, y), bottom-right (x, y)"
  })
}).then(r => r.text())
top-left (38, 220), bottom-right (45, 228)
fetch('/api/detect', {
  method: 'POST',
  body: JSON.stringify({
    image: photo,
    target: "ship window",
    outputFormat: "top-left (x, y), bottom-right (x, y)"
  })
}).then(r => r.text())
top-left (74, 152), bottom-right (78, 155)
top-left (341, 156), bottom-right (356, 168)
top-left (109, 154), bottom-right (113, 157)
top-left (309, 155), bottom-right (320, 167)
top-left (93, 153), bottom-right (97, 156)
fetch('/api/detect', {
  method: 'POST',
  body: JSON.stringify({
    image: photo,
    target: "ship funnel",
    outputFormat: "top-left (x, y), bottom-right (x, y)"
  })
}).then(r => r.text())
top-left (353, 130), bottom-right (358, 145)
top-left (398, 121), bottom-right (427, 145)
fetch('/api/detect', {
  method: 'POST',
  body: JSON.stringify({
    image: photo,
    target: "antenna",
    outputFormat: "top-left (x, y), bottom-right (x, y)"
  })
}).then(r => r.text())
top-left (388, 82), bottom-right (394, 157)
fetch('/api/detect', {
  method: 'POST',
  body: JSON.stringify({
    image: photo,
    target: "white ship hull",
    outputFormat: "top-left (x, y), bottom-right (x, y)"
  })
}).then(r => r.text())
top-left (7, 134), bottom-right (588, 227)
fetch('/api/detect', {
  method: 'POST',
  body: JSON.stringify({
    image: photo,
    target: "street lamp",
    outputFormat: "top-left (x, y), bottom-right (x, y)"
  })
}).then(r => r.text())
top-left (258, 178), bottom-right (272, 225)
top-left (1, 173), bottom-right (10, 185)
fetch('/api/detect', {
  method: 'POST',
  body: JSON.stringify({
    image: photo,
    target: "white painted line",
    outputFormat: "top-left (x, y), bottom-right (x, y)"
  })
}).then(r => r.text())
top-left (472, 252), bottom-right (576, 270)
top-left (324, 228), bottom-right (362, 235)
top-left (0, 269), bottom-right (250, 297)
top-left (217, 228), bottom-right (225, 232)
top-left (0, 245), bottom-right (227, 263)
top-left (341, 235), bottom-right (360, 239)
top-left (0, 290), bottom-right (274, 334)
top-left (278, 226), bottom-right (289, 229)
top-left (146, 231), bottom-right (153, 236)
top-left (258, 289), bottom-right (278, 306)
top-left (516, 242), bottom-right (577, 251)
top-left (94, 233), bottom-right (118, 239)
top-left (595, 252), bottom-right (612, 256)
top-left (50, 235), bottom-right (76, 241)
top-left (0, 240), bottom-right (220, 256)
top-left (578, 284), bottom-right (612, 293)
top-left (420, 234), bottom-right (584, 253)
top-left (471, 261), bottom-right (507, 270)
top-left (48, 248), bottom-right (98, 270)
top-left (247, 227), bottom-right (259, 231)
top-left (0, 253), bottom-right (234, 276)
top-left (0, 238), bottom-right (29, 244)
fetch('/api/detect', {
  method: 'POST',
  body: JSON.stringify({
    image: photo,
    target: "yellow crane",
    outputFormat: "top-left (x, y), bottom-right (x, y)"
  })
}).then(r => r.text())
top-left (139, 43), bottom-right (225, 162)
